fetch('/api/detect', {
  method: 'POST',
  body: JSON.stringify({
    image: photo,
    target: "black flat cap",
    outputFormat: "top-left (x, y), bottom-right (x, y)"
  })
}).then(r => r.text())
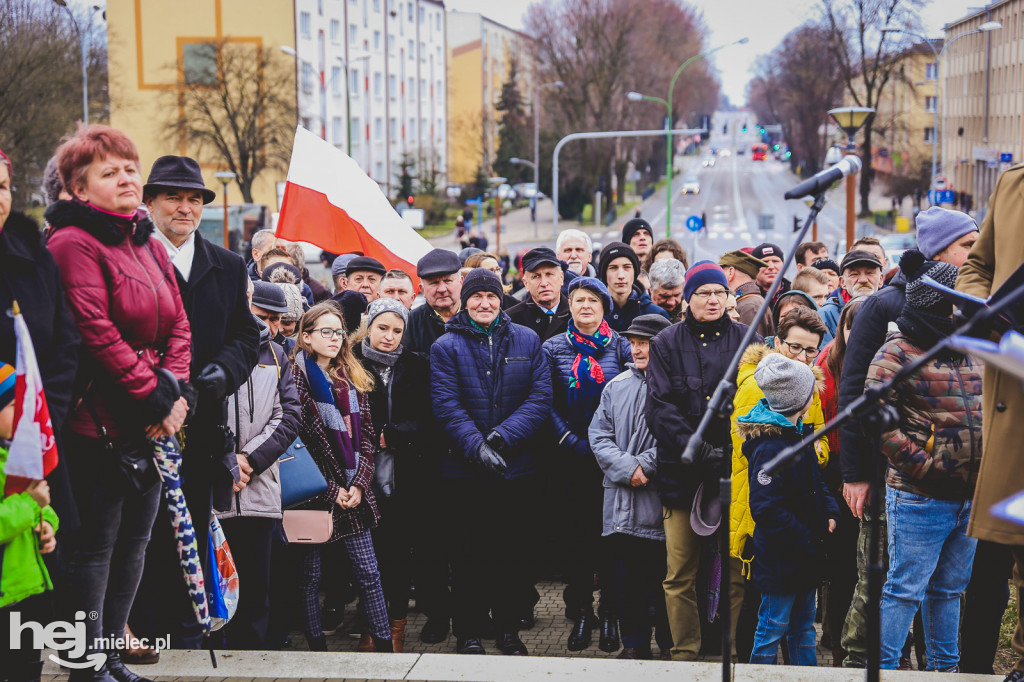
top-left (521, 247), bottom-right (561, 272)
top-left (623, 313), bottom-right (672, 339)
top-left (143, 155), bottom-right (216, 204)
top-left (839, 249), bottom-right (882, 273)
top-left (251, 281), bottom-right (289, 314)
top-left (345, 255), bottom-right (386, 277)
top-left (417, 248), bottom-right (461, 278)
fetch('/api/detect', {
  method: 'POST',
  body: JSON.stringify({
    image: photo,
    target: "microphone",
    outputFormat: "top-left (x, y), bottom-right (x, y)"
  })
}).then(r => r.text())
top-left (784, 155), bottom-right (862, 200)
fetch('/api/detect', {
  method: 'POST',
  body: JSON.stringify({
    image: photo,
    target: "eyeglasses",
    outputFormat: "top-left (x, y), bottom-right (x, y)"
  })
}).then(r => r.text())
top-left (691, 289), bottom-right (730, 300)
top-left (488, 266), bottom-right (502, 274)
top-left (312, 328), bottom-right (345, 339)
top-left (780, 340), bottom-right (820, 359)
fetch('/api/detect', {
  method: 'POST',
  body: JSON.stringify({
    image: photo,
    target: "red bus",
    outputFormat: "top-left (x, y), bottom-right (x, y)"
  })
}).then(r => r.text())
top-left (751, 143), bottom-right (769, 161)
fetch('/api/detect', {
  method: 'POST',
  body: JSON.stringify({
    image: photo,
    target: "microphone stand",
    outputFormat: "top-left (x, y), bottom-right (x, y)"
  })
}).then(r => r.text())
top-left (679, 190), bottom-right (829, 682)
top-left (760, 275), bottom-right (1024, 682)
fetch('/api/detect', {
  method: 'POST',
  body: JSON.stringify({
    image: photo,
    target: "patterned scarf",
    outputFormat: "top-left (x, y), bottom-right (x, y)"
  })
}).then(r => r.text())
top-left (566, 318), bottom-right (614, 402)
top-left (303, 351), bottom-right (361, 470)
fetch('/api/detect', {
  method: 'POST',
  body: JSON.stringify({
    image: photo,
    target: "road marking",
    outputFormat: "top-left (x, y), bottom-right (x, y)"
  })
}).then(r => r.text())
top-left (741, 232), bottom-right (752, 240)
top-left (731, 152), bottom-right (748, 229)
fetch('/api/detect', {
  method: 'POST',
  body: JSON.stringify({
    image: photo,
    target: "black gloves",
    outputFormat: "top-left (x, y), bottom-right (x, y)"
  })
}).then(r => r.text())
top-left (475, 442), bottom-right (509, 478)
top-left (195, 362), bottom-right (229, 400)
top-left (485, 430), bottom-right (508, 455)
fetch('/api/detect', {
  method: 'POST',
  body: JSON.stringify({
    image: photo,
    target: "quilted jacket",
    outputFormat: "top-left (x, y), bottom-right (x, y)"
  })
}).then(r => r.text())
top-left (291, 351), bottom-right (379, 540)
top-left (729, 342), bottom-right (827, 564)
top-left (430, 310), bottom-right (551, 480)
top-left (865, 332), bottom-right (984, 500)
top-left (46, 200), bottom-right (192, 437)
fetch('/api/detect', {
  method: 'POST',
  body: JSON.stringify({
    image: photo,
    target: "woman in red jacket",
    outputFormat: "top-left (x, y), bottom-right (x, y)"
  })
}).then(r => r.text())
top-left (46, 125), bottom-right (194, 682)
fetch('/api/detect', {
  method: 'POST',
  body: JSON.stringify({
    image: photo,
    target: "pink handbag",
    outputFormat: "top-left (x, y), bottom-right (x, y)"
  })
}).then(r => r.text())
top-left (282, 509), bottom-right (333, 544)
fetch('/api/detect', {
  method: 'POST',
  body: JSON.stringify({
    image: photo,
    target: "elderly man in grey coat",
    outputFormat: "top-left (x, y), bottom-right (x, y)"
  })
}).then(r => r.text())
top-left (589, 313), bottom-right (674, 660)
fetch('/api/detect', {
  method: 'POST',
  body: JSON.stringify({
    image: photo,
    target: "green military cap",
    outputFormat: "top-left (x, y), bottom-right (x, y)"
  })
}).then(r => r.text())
top-left (718, 250), bottom-right (768, 280)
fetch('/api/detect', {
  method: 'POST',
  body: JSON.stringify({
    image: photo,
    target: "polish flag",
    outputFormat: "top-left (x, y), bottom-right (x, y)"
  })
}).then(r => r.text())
top-left (4, 304), bottom-right (58, 496)
top-left (276, 126), bottom-right (433, 286)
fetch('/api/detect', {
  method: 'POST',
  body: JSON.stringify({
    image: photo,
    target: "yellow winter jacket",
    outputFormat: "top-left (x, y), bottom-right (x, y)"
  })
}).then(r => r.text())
top-left (729, 343), bottom-right (827, 571)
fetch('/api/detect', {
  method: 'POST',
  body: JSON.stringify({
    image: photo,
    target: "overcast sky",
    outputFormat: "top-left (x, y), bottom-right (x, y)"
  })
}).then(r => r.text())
top-left (445, 0), bottom-right (986, 105)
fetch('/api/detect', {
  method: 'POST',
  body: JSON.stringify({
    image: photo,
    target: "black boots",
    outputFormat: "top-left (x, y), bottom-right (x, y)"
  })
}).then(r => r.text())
top-left (496, 630), bottom-right (528, 656)
top-left (105, 652), bottom-right (154, 682)
top-left (456, 637), bottom-right (486, 654)
top-left (419, 617), bottom-right (450, 644)
top-left (567, 611), bottom-right (595, 651)
top-left (598, 616), bottom-right (620, 653)
top-left (306, 632), bottom-right (328, 651)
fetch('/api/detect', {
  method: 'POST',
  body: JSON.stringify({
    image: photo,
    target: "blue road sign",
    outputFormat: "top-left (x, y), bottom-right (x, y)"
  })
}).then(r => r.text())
top-left (1001, 152), bottom-right (1013, 163)
top-left (686, 215), bottom-right (703, 232)
top-left (929, 189), bottom-right (956, 205)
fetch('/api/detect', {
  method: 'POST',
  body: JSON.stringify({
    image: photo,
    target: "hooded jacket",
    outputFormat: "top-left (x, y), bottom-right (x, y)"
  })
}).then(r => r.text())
top-left (218, 320), bottom-right (300, 520)
top-left (606, 285), bottom-right (670, 333)
top-left (770, 289), bottom-right (819, 331)
top-left (738, 401), bottom-right (840, 594)
top-left (865, 332), bottom-right (983, 500)
top-left (46, 200), bottom-right (192, 437)
top-left (430, 310), bottom-right (551, 480)
top-left (729, 343), bottom-right (828, 565)
top-left (589, 365), bottom-right (664, 540)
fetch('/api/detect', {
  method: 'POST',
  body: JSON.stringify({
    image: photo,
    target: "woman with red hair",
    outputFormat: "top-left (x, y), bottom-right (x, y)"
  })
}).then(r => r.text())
top-left (46, 125), bottom-right (194, 682)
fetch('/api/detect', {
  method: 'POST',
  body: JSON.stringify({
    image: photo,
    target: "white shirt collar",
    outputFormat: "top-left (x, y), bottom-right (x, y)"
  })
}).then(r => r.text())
top-left (153, 228), bottom-right (197, 281)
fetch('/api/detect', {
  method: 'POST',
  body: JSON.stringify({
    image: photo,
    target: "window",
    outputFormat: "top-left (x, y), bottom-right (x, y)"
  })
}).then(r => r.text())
top-left (373, 72), bottom-right (382, 98)
top-left (436, 13), bottom-right (441, 31)
top-left (408, 2), bottom-right (413, 21)
top-left (388, 34), bottom-right (396, 56)
top-left (409, 117), bottom-right (416, 140)
top-left (300, 12), bottom-right (311, 38)
top-left (408, 77), bottom-right (415, 96)
top-left (389, 74), bottom-right (397, 98)
top-left (318, 0), bottom-right (323, 15)
top-left (420, 78), bottom-right (426, 97)
top-left (350, 118), bottom-right (361, 149)
top-left (332, 117), bottom-right (343, 145)
top-left (924, 127), bottom-right (936, 143)
top-left (419, 6), bottom-right (424, 22)
top-left (349, 24), bottom-right (358, 44)
top-left (301, 116), bottom-right (312, 131)
top-left (421, 118), bottom-right (427, 140)
top-left (330, 19), bottom-right (340, 44)
top-left (301, 62), bottom-right (315, 94)
top-left (925, 62), bottom-right (938, 80)
top-left (374, 117), bottom-right (383, 141)
top-left (350, 68), bottom-right (360, 97)
top-left (408, 39), bottom-right (414, 56)
top-left (375, 161), bottom-right (384, 180)
top-left (183, 43), bottom-right (217, 86)
top-left (924, 95), bottom-right (937, 113)
top-left (420, 41), bottom-right (425, 59)
top-left (389, 117), bottom-right (397, 143)
top-left (436, 80), bottom-right (441, 97)
top-left (373, 0), bottom-right (380, 10)
top-left (374, 31), bottom-right (381, 51)
top-left (331, 66), bottom-right (342, 96)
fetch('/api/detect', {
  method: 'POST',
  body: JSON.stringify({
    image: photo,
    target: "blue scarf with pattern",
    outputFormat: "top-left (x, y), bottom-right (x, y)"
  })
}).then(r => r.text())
top-left (304, 352), bottom-right (360, 470)
top-left (566, 318), bottom-right (613, 403)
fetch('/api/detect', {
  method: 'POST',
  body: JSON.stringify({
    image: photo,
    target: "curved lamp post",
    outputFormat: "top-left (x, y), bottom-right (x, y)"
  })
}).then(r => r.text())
top-left (214, 171), bottom-right (236, 250)
top-left (53, 0), bottom-right (102, 124)
top-left (828, 106), bottom-right (874, 248)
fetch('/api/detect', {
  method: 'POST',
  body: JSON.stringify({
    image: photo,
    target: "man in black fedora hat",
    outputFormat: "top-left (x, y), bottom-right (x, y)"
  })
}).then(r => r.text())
top-left (132, 155), bottom-right (260, 650)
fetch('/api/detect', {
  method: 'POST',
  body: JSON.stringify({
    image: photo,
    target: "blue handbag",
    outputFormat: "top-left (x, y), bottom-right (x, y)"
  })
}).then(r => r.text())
top-left (278, 438), bottom-right (328, 510)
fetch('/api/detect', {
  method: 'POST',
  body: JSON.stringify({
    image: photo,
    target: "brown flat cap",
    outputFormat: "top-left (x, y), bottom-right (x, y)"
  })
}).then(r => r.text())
top-left (719, 250), bottom-right (767, 280)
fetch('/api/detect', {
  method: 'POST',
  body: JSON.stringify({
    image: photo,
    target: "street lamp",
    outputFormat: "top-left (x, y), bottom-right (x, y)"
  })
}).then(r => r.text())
top-left (281, 45), bottom-right (369, 150)
top-left (490, 176), bottom-right (507, 252)
top-left (532, 80), bottom-right (563, 238)
top-left (214, 171), bottom-right (236, 250)
top-left (626, 37), bottom-right (748, 238)
top-left (53, 1), bottom-right (101, 125)
top-left (880, 21), bottom-right (1001, 198)
top-left (509, 157), bottom-right (539, 236)
top-left (828, 107), bottom-right (874, 249)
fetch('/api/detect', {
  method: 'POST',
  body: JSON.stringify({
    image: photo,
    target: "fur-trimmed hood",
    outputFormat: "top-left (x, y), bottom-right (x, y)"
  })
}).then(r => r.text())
top-left (44, 199), bottom-right (154, 247)
top-left (737, 342), bottom-right (825, 393)
top-left (1, 212), bottom-right (46, 259)
top-left (735, 399), bottom-right (804, 440)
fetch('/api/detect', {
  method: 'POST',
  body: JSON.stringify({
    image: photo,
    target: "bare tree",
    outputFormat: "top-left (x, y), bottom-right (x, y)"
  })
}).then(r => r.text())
top-left (0, 0), bottom-right (108, 209)
top-left (820, 0), bottom-right (923, 215)
top-left (168, 40), bottom-right (295, 203)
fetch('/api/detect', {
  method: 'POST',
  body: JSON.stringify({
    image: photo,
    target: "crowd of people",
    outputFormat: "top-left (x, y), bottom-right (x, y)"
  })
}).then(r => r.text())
top-left (0, 123), bottom-right (1022, 682)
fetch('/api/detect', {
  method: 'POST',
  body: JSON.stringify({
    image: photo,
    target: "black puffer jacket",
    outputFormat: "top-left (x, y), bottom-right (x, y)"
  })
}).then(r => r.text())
top-left (836, 269), bottom-right (907, 483)
top-left (646, 314), bottom-right (757, 509)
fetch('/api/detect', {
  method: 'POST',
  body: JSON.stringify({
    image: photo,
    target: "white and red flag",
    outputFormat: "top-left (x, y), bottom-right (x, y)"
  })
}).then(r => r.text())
top-left (276, 126), bottom-right (433, 286)
top-left (4, 303), bottom-right (58, 496)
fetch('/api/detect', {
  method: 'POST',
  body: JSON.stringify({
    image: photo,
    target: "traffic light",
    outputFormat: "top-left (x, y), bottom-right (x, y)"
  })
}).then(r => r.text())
top-left (742, 124), bottom-right (747, 133)
top-left (793, 216), bottom-right (800, 233)
top-left (407, 195), bottom-right (414, 206)
top-left (773, 144), bottom-right (780, 151)
top-left (758, 127), bottom-right (765, 135)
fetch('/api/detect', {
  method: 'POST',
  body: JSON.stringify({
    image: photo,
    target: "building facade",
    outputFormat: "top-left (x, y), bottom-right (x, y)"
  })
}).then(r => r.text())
top-left (106, 0), bottom-right (295, 210)
top-left (293, 0), bottom-right (448, 197)
top-left (446, 11), bottom-right (534, 185)
top-left (943, 0), bottom-right (1024, 218)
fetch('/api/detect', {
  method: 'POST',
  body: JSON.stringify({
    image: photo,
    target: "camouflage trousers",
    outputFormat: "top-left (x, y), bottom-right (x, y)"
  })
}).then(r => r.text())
top-left (841, 500), bottom-right (888, 668)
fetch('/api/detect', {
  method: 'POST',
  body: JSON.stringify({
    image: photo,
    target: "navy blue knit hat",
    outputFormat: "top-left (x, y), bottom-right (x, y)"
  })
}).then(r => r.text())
top-left (460, 268), bottom-right (503, 307)
top-left (568, 276), bottom-right (613, 314)
top-left (683, 261), bottom-right (730, 302)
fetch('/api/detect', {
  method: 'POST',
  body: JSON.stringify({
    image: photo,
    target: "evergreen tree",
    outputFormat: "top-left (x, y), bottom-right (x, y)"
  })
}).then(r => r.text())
top-left (395, 154), bottom-right (415, 202)
top-left (493, 57), bottom-right (531, 184)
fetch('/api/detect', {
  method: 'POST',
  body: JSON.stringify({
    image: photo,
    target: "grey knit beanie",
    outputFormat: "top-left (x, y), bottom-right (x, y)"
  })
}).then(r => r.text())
top-left (754, 353), bottom-right (816, 416)
top-left (915, 207), bottom-right (978, 259)
top-left (366, 296), bottom-right (409, 328)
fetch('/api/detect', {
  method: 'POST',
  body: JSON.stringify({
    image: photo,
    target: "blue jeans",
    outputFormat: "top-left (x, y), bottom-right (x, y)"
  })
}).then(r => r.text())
top-left (749, 589), bottom-right (818, 665)
top-left (880, 487), bottom-right (977, 670)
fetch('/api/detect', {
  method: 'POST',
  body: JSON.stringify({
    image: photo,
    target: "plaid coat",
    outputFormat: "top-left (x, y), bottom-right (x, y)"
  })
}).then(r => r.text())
top-left (292, 357), bottom-right (380, 541)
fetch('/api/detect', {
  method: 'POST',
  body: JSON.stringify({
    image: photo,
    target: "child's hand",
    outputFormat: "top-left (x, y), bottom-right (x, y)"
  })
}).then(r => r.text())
top-left (828, 519), bottom-right (837, 534)
top-left (0, 403), bottom-right (14, 440)
top-left (35, 521), bottom-right (56, 554)
top-left (25, 480), bottom-right (50, 509)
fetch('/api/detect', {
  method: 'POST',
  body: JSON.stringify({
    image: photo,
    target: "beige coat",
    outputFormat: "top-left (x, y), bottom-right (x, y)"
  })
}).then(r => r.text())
top-left (956, 163), bottom-right (1024, 545)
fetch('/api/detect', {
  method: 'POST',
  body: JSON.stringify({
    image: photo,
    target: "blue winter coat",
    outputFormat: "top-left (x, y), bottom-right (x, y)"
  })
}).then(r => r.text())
top-left (606, 287), bottom-right (669, 333)
top-left (543, 329), bottom-right (631, 457)
top-left (739, 401), bottom-right (840, 594)
top-left (431, 310), bottom-right (552, 480)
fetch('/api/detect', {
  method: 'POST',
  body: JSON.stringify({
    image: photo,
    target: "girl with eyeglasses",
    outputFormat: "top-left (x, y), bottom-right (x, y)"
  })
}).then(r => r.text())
top-left (290, 301), bottom-right (392, 652)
